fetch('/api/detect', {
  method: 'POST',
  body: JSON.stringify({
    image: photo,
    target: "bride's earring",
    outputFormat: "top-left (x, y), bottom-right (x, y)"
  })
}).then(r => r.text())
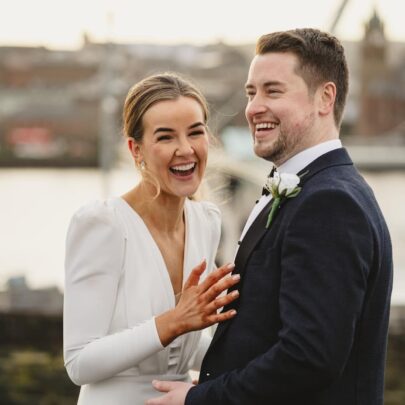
top-left (140, 160), bottom-right (146, 171)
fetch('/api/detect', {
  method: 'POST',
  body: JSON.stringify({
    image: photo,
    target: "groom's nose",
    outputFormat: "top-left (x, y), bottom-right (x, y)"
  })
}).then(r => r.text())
top-left (245, 94), bottom-right (268, 121)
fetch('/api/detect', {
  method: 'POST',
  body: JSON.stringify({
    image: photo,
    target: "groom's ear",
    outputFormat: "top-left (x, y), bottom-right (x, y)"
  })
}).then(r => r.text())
top-left (318, 81), bottom-right (336, 117)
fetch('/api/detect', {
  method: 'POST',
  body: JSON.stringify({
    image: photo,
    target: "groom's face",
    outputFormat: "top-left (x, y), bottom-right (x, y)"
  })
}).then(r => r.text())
top-left (245, 52), bottom-right (319, 166)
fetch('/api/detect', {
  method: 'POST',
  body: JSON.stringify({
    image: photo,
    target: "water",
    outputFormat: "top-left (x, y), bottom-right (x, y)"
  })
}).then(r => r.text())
top-left (1, 165), bottom-right (404, 304)
top-left (0, 165), bottom-right (138, 291)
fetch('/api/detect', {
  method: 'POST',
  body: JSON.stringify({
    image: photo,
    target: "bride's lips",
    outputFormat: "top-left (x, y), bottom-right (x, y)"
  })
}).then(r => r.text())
top-left (169, 162), bottom-right (197, 179)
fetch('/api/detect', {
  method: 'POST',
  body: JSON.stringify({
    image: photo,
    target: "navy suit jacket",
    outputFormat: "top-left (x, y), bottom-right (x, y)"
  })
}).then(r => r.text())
top-left (186, 148), bottom-right (393, 405)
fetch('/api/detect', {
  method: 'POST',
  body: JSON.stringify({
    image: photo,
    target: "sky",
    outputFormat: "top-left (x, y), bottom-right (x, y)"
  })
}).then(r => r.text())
top-left (0, 0), bottom-right (404, 49)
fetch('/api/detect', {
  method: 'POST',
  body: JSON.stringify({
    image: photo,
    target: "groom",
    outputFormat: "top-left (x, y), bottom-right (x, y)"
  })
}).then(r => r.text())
top-left (148, 28), bottom-right (393, 405)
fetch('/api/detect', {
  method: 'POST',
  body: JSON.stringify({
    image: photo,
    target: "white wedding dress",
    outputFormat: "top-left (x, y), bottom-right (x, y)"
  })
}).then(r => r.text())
top-left (63, 197), bottom-right (221, 405)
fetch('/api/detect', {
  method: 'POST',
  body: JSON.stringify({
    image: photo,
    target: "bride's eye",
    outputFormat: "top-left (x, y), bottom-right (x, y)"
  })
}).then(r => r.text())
top-left (157, 135), bottom-right (172, 141)
top-left (189, 131), bottom-right (204, 137)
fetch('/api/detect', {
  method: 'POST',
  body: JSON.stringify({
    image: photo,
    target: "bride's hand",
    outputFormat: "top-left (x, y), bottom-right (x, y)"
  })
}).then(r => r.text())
top-left (176, 260), bottom-right (240, 329)
top-left (156, 260), bottom-right (240, 346)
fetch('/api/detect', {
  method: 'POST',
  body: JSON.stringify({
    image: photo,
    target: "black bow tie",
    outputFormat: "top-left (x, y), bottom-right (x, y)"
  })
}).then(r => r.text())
top-left (261, 166), bottom-right (277, 196)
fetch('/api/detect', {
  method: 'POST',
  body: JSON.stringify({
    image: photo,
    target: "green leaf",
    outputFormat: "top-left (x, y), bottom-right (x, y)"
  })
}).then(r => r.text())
top-left (286, 187), bottom-right (301, 198)
top-left (266, 197), bottom-right (281, 228)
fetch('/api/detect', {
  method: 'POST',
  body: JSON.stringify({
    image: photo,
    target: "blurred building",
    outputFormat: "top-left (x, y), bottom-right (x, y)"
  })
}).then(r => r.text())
top-left (0, 276), bottom-right (63, 315)
top-left (1, 16), bottom-right (405, 167)
top-left (0, 36), bottom-right (251, 167)
top-left (0, 44), bottom-right (111, 166)
top-left (355, 9), bottom-right (405, 141)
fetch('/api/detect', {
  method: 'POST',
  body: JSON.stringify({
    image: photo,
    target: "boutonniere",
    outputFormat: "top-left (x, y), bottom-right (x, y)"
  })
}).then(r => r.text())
top-left (264, 171), bottom-right (304, 228)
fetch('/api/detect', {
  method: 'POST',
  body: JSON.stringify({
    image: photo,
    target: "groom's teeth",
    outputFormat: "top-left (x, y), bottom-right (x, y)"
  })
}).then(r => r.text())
top-left (256, 122), bottom-right (277, 130)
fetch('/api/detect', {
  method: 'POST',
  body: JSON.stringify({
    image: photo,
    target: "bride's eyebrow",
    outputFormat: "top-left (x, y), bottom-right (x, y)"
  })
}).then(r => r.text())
top-left (153, 122), bottom-right (205, 135)
top-left (189, 122), bottom-right (205, 129)
top-left (153, 127), bottom-right (175, 135)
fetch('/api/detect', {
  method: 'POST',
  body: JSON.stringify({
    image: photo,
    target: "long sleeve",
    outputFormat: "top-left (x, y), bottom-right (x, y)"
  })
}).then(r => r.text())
top-left (190, 330), bottom-right (212, 371)
top-left (63, 201), bottom-right (163, 386)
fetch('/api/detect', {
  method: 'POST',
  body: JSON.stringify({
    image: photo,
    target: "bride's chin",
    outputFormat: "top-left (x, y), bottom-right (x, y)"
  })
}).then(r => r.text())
top-left (164, 186), bottom-right (200, 199)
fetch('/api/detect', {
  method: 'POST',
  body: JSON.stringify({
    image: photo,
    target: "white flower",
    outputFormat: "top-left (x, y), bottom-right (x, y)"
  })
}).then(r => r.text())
top-left (268, 172), bottom-right (300, 198)
top-left (264, 171), bottom-right (303, 228)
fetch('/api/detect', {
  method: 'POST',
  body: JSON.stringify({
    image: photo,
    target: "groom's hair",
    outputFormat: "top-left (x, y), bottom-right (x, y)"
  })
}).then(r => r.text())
top-left (256, 28), bottom-right (349, 128)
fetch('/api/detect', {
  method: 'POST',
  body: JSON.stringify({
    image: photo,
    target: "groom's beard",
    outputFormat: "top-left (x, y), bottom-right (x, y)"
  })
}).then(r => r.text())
top-left (256, 111), bottom-right (316, 164)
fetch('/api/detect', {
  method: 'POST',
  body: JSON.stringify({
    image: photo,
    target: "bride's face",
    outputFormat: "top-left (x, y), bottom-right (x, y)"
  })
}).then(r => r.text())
top-left (130, 96), bottom-right (209, 198)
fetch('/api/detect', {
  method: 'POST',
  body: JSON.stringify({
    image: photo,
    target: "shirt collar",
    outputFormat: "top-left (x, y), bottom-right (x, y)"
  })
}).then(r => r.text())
top-left (277, 139), bottom-right (342, 175)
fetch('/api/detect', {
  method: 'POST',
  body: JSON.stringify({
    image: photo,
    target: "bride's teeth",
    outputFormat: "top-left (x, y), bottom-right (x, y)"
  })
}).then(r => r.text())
top-left (171, 163), bottom-right (195, 172)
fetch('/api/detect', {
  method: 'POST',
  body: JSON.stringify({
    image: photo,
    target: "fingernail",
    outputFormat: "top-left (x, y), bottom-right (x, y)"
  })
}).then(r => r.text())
top-left (232, 274), bottom-right (240, 281)
top-left (227, 263), bottom-right (235, 269)
top-left (232, 290), bottom-right (239, 297)
top-left (230, 310), bottom-right (237, 315)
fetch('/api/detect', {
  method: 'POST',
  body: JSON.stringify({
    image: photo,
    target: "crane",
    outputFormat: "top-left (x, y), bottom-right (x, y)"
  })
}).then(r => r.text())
top-left (329, 0), bottom-right (350, 34)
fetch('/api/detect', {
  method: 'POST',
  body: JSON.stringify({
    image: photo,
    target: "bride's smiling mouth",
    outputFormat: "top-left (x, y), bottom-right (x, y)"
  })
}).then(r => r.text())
top-left (169, 162), bottom-right (197, 177)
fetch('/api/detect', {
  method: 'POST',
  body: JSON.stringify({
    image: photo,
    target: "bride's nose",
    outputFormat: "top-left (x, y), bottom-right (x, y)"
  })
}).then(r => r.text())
top-left (175, 138), bottom-right (194, 157)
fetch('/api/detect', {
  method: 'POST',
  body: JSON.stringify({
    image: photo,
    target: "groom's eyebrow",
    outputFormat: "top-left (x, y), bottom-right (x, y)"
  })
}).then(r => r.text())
top-left (245, 81), bottom-right (285, 90)
top-left (263, 80), bottom-right (283, 87)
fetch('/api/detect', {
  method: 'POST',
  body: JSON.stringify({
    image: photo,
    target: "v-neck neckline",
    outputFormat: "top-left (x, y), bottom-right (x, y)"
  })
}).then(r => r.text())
top-left (115, 196), bottom-right (189, 307)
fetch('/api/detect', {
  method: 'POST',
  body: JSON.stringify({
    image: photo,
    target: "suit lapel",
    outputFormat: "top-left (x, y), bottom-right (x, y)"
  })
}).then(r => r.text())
top-left (234, 200), bottom-right (273, 277)
top-left (210, 199), bottom-right (273, 346)
top-left (296, 147), bottom-right (353, 187)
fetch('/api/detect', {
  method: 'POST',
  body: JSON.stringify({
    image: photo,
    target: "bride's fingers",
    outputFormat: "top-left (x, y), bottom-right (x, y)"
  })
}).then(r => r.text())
top-left (215, 289), bottom-right (240, 308)
top-left (198, 263), bottom-right (235, 293)
top-left (183, 260), bottom-right (206, 289)
top-left (203, 272), bottom-right (240, 303)
top-left (203, 289), bottom-right (239, 315)
top-left (206, 308), bottom-right (237, 324)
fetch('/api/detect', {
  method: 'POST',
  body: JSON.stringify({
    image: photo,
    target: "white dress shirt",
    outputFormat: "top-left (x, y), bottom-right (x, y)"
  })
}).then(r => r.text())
top-left (238, 140), bottom-right (342, 244)
top-left (64, 197), bottom-right (221, 405)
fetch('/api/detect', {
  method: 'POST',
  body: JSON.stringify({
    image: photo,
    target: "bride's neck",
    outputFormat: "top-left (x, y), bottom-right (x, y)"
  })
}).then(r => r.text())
top-left (123, 183), bottom-right (186, 234)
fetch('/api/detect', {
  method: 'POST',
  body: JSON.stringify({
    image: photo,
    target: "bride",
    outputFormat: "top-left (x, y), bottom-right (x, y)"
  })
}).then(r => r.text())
top-left (63, 73), bottom-right (239, 404)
